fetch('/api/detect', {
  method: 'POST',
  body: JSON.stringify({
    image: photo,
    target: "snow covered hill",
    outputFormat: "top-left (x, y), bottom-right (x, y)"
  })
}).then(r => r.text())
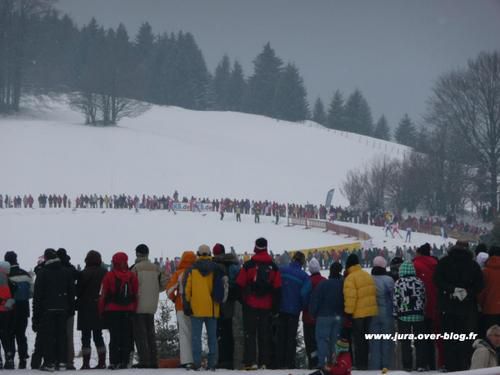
top-left (0, 97), bottom-right (410, 206)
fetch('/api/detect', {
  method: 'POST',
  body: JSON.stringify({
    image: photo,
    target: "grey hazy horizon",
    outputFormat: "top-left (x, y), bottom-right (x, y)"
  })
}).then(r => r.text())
top-left (56, 0), bottom-right (500, 128)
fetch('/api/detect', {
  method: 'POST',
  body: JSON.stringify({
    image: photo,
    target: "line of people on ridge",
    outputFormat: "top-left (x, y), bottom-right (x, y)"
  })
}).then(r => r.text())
top-left (1, 238), bottom-right (499, 373)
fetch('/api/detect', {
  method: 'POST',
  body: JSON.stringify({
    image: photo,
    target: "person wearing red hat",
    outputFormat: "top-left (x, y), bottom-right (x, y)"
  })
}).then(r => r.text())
top-left (98, 252), bottom-right (138, 369)
top-left (236, 237), bottom-right (281, 370)
top-left (213, 243), bottom-right (241, 369)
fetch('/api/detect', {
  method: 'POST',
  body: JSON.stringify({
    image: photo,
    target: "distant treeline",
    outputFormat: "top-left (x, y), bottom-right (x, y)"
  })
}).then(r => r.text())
top-left (1, 0), bottom-right (412, 141)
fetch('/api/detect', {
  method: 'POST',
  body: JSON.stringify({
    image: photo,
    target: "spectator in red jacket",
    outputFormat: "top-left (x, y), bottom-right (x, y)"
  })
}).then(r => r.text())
top-left (99, 252), bottom-right (138, 370)
top-left (236, 237), bottom-right (281, 370)
top-left (413, 243), bottom-right (440, 370)
top-left (303, 258), bottom-right (326, 369)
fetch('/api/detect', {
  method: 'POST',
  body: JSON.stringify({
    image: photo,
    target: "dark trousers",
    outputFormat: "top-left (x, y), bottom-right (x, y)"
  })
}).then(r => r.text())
top-left (31, 332), bottom-right (43, 369)
top-left (40, 311), bottom-right (67, 366)
top-left (217, 318), bottom-right (234, 369)
top-left (352, 317), bottom-right (371, 370)
top-left (132, 313), bottom-right (157, 367)
top-left (10, 306), bottom-right (28, 361)
top-left (276, 312), bottom-right (299, 369)
top-left (108, 312), bottom-right (133, 367)
top-left (303, 322), bottom-right (318, 369)
top-left (242, 306), bottom-right (271, 367)
top-left (398, 319), bottom-right (426, 370)
top-left (441, 312), bottom-right (476, 372)
top-left (81, 328), bottom-right (105, 350)
top-left (0, 312), bottom-right (14, 362)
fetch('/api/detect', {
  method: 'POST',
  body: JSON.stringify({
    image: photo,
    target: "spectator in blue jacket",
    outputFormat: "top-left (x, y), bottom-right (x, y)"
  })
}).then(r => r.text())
top-left (369, 256), bottom-right (395, 371)
top-left (276, 251), bottom-right (311, 369)
top-left (310, 262), bottom-right (344, 369)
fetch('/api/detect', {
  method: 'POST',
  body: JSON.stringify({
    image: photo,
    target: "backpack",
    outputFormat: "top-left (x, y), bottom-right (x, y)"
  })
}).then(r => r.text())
top-left (109, 275), bottom-right (134, 306)
top-left (246, 261), bottom-right (277, 296)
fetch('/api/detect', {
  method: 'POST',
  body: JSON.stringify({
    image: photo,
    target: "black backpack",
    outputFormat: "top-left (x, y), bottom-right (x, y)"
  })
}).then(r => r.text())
top-left (109, 275), bottom-right (134, 306)
top-left (246, 261), bottom-right (277, 296)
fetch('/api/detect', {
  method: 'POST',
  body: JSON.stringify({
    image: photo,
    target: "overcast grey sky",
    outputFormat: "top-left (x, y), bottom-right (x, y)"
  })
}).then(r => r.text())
top-left (56, 0), bottom-right (500, 127)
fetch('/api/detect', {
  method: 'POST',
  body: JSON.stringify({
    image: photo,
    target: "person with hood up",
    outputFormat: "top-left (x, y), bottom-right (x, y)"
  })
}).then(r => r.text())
top-left (33, 248), bottom-right (75, 372)
top-left (4, 250), bottom-right (32, 369)
top-left (434, 241), bottom-right (484, 372)
top-left (98, 252), bottom-right (138, 370)
top-left (276, 251), bottom-right (312, 369)
top-left (470, 324), bottom-right (500, 369)
top-left (393, 261), bottom-right (426, 372)
top-left (166, 250), bottom-right (197, 368)
top-left (368, 256), bottom-right (394, 371)
top-left (131, 244), bottom-right (168, 368)
top-left (212, 243), bottom-right (241, 369)
top-left (309, 261), bottom-right (344, 369)
top-left (478, 245), bottom-right (500, 337)
top-left (184, 245), bottom-right (228, 371)
top-left (303, 258), bottom-right (326, 369)
top-left (236, 237), bottom-right (282, 370)
top-left (413, 243), bottom-right (440, 370)
top-left (343, 253), bottom-right (377, 370)
top-left (0, 261), bottom-right (15, 370)
top-left (76, 250), bottom-right (107, 369)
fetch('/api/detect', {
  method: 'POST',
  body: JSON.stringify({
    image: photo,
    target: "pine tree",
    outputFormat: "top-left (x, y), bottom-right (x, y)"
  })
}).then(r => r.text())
top-left (227, 60), bottom-right (246, 112)
top-left (373, 115), bottom-right (391, 141)
top-left (414, 126), bottom-right (430, 153)
top-left (213, 55), bottom-right (231, 110)
top-left (135, 22), bottom-right (154, 56)
top-left (343, 89), bottom-right (373, 135)
top-left (312, 97), bottom-right (326, 125)
top-left (395, 113), bottom-right (417, 147)
top-left (273, 63), bottom-right (309, 122)
top-left (326, 90), bottom-right (345, 130)
top-left (244, 42), bottom-right (283, 117)
top-left (155, 301), bottom-right (179, 359)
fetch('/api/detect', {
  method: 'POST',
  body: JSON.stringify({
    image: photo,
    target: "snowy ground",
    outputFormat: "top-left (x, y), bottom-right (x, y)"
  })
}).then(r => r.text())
top-left (0, 97), bottom-right (410, 206)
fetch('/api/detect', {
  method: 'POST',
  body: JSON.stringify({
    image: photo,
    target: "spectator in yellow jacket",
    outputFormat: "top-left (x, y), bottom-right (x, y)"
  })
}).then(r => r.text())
top-left (343, 253), bottom-right (377, 370)
top-left (184, 245), bottom-right (227, 370)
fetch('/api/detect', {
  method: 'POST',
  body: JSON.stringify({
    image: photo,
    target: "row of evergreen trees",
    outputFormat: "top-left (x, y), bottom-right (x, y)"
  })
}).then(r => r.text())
top-left (2, 2), bottom-right (422, 140)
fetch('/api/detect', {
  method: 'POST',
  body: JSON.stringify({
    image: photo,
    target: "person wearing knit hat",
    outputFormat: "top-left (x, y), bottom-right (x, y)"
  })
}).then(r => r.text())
top-left (4, 250), bottom-right (33, 369)
top-left (236, 238), bottom-right (281, 369)
top-left (308, 258), bottom-right (321, 274)
top-left (369, 256), bottom-right (394, 370)
top-left (325, 339), bottom-right (352, 375)
top-left (212, 243), bottom-right (241, 369)
top-left (197, 244), bottom-right (211, 257)
top-left (184, 245), bottom-right (227, 370)
top-left (99, 252), bottom-right (138, 369)
top-left (372, 256), bottom-right (387, 269)
top-left (343, 252), bottom-right (377, 370)
top-left (254, 237), bottom-right (267, 253)
top-left (4, 251), bottom-right (17, 266)
top-left (416, 243), bottom-right (431, 257)
top-left (131, 244), bottom-right (168, 368)
top-left (212, 243), bottom-right (225, 256)
top-left (394, 261), bottom-right (426, 371)
top-left (303, 258), bottom-right (326, 369)
top-left (389, 257), bottom-right (404, 282)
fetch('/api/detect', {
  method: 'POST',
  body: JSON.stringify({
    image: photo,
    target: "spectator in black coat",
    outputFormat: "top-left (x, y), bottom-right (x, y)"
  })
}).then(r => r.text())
top-left (56, 248), bottom-right (79, 370)
top-left (33, 249), bottom-right (75, 371)
top-left (434, 242), bottom-right (484, 372)
top-left (76, 251), bottom-right (107, 369)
